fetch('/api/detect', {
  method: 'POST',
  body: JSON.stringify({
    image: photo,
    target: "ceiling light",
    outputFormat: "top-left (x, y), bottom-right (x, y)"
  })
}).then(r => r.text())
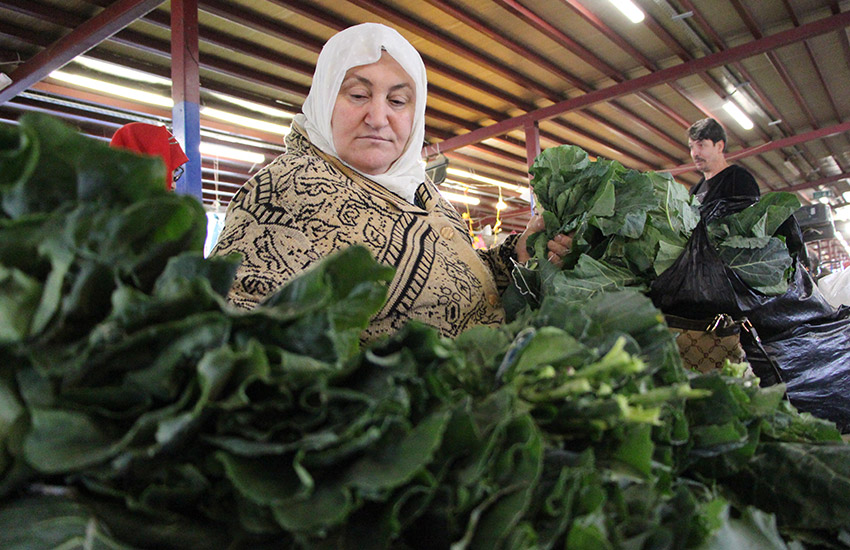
top-left (445, 167), bottom-right (523, 193)
top-left (209, 92), bottom-right (295, 119)
top-left (201, 107), bottom-right (290, 135)
top-left (783, 159), bottom-right (801, 176)
top-left (818, 196), bottom-right (831, 205)
top-left (49, 70), bottom-right (173, 107)
top-left (608, 0), bottom-right (645, 23)
top-left (496, 199), bottom-right (508, 211)
top-left (200, 142), bottom-right (265, 164)
top-left (74, 57), bottom-right (172, 86)
top-left (440, 190), bottom-right (481, 205)
top-left (722, 100), bottom-right (754, 130)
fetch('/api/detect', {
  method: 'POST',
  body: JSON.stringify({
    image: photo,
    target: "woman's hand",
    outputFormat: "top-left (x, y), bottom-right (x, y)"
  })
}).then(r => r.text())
top-left (515, 214), bottom-right (572, 266)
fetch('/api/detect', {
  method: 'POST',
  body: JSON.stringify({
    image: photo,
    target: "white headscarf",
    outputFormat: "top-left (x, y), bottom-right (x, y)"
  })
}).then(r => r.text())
top-left (294, 23), bottom-right (428, 203)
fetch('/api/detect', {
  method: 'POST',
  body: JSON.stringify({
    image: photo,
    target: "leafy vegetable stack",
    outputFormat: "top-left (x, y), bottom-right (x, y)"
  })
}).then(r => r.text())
top-left (704, 192), bottom-right (801, 295)
top-left (1, 115), bottom-right (848, 549)
top-left (524, 145), bottom-right (800, 304)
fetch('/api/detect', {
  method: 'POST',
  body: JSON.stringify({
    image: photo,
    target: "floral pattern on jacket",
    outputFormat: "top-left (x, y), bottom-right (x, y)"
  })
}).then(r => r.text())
top-left (211, 124), bottom-right (519, 341)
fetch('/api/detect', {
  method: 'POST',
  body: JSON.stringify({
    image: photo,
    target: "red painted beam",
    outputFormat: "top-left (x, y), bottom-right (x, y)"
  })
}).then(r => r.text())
top-left (0, 0), bottom-right (165, 104)
top-left (786, 172), bottom-right (850, 193)
top-left (422, 10), bottom-right (850, 157)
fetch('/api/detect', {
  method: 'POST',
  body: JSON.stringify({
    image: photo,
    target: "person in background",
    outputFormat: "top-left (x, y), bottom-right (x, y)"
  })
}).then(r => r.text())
top-left (110, 122), bottom-right (189, 190)
top-left (687, 117), bottom-right (809, 265)
top-left (687, 117), bottom-right (759, 208)
top-left (211, 22), bottom-right (570, 342)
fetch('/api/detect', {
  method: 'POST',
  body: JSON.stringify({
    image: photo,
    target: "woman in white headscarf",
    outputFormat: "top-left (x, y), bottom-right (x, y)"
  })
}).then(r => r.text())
top-left (213, 23), bottom-right (569, 341)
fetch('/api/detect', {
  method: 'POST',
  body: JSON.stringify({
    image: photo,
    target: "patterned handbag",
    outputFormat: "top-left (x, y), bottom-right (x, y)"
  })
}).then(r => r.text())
top-left (665, 314), bottom-right (748, 373)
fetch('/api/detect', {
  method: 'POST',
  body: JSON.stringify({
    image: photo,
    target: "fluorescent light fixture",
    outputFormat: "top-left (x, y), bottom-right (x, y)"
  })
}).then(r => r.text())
top-left (440, 190), bottom-right (481, 205)
top-left (722, 100), bottom-right (754, 130)
top-left (200, 142), bottom-right (265, 164)
top-left (201, 107), bottom-right (290, 135)
top-left (609, 0), bottom-right (645, 23)
top-left (209, 92), bottom-right (295, 119)
top-left (74, 57), bottom-right (172, 86)
top-left (445, 167), bottom-right (523, 192)
top-left (783, 159), bottom-right (801, 176)
top-left (50, 70), bottom-right (173, 107)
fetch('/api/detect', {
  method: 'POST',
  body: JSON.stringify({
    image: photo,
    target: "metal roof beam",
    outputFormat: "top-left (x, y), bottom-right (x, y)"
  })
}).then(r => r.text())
top-left (423, 10), bottom-right (850, 157)
top-left (0, 0), bottom-right (165, 104)
top-left (666, 119), bottom-right (850, 177)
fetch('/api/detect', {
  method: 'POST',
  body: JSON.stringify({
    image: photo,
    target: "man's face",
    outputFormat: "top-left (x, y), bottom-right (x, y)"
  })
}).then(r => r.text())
top-left (331, 52), bottom-right (416, 175)
top-left (688, 138), bottom-right (725, 175)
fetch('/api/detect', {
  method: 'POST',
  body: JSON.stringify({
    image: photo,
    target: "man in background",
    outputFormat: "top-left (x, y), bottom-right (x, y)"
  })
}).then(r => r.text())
top-left (687, 116), bottom-right (809, 264)
top-left (687, 117), bottom-right (760, 208)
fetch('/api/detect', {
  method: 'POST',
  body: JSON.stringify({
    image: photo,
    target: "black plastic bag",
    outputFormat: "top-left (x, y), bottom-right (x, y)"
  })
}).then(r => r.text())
top-left (649, 196), bottom-right (836, 340)
top-left (650, 195), bottom-right (850, 431)
top-left (745, 314), bottom-right (850, 433)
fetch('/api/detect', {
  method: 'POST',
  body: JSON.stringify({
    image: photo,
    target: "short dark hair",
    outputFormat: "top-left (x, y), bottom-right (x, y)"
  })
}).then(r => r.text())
top-left (687, 118), bottom-right (727, 152)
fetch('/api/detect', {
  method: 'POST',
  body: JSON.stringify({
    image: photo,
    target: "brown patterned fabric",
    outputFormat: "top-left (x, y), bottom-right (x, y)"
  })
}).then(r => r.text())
top-left (211, 124), bottom-right (520, 342)
top-left (670, 328), bottom-right (747, 373)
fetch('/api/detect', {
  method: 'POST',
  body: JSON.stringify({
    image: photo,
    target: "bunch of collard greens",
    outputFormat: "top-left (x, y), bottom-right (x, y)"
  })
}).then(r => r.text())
top-left (0, 114), bottom-right (848, 550)
top-left (523, 145), bottom-right (798, 305)
top-left (705, 192), bottom-right (801, 294)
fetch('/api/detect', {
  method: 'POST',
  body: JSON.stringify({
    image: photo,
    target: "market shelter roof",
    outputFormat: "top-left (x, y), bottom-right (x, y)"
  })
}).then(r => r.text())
top-left (1, 0), bottom-right (849, 232)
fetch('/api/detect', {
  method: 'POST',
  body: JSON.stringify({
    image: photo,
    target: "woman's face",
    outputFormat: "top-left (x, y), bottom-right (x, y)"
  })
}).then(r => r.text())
top-left (331, 51), bottom-right (416, 175)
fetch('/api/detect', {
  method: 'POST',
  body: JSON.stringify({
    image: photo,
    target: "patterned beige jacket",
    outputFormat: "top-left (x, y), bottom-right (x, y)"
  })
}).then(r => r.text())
top-left (211, 125), bottom-right (520, 342)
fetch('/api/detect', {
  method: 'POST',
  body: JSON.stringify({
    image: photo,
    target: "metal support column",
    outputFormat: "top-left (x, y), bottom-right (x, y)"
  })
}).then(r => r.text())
top-left (171, 0), bottom-right (202, 200)
top-left (525, 119), bottom-right (540, 212)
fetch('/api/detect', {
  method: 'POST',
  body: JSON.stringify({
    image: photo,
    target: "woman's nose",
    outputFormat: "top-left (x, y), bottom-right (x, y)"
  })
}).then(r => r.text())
top-left (364, 99), bottom-right (389, 128)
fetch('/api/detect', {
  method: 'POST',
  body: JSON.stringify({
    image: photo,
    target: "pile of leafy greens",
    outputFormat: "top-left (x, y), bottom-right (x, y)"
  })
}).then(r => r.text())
top-left (1, 114), bottom-right (849, 550)
top-left (523, 145), bottom-right (799, 306)
top-left (705, 192), bottom-right (801, 295)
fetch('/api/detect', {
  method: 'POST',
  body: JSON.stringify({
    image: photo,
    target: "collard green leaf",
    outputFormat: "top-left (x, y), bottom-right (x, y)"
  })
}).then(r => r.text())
top-left (23, 408), bottom-right (120, 473)
top-left (3, 117), bottom-right (850, 550)
top-left (0, 265), bottom-right (42, 342)
top-left (594, 170), bottom-right (658, 238)
top-left (729, 442), bottom-right (850, 531)
top-left (1, 114), bottom-right (165, 219)
top-left (0, 492), bottom-right (137, 550)
top-left (345, 409), bottom-right (450, 492)
top-left (696, 503), bottom-right (794, 550)
top-left (525, 144), bottom-right (700, 299)
top-left (715, 237), bottom-right (792, 294)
